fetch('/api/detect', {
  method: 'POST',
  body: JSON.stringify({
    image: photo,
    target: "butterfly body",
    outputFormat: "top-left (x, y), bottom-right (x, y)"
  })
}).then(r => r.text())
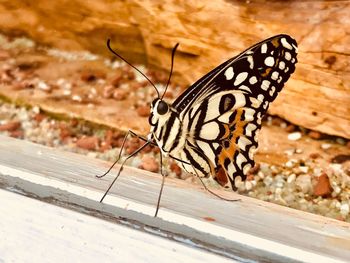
top-left (148, 34), bottom-right (298, 190)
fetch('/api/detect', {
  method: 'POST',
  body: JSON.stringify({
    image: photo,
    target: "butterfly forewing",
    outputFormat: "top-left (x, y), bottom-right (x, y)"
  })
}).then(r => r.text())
top-left (171, 34), bottom-right (298, 190)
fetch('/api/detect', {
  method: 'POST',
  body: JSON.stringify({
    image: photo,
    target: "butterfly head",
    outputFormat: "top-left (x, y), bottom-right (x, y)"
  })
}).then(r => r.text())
top-left (149, 99), bottom-right (171, 126)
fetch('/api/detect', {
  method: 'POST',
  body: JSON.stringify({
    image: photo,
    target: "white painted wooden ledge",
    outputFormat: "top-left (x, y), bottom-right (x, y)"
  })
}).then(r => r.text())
top-left (0, 135), bottom-right (349, 263)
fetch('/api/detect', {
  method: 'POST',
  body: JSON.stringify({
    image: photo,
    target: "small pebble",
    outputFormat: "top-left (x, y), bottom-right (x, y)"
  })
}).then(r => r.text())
top-left (112, 89), bottom-right (127, 100)
top-left (76, 136), bottom-right (99, 151)
top-left (139, 155), bottom-right (159, 173)
top-left (299, 166), bottom-right (309, 174)
top-left (287, 173), bottom-right (296, 183)
top-left (170, 162), bottom-right (182, 177)
top-left (288, 132), bottom-right (302, 141)
top-left (313, 173), bottom-right (332, 197)
top-left (309, 131), bottom-right (322, 140)
top-left (0, 121), bottom-right (21, 132)
top-left (321, 143), bottom-right (331, 150)
top-left (340, 203), bottom-right (349, 216)
top-left (285, 124), bottom-right (296, 132)
top-left (309, 152), bottom-right (321, 159)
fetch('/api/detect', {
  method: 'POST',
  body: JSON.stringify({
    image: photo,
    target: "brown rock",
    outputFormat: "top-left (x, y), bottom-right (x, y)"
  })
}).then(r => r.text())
top-left (112, 89), bottom-right (127, 100)
top-left (139, 155), bottom-right (159, 173)
top-left (76, 136), bottom-right (99, 151)
top-left (125, 137), bottom-right (142, 154)
top-left (99, 141), bottom-right (111, 152)
top-left (285, 124), bottom-right (296, 133)
top-left (70, 118), bottom-right (79, 128)
top-left (309, 152), bottom-right (321, 159)
top-left (12, 80), bottom-right (35, 90)
top-left (33, 113), bottom-right (46, 123)
top-left (309, 131), bottom-right (323, 140)
top-left (313, 173), bottom-right (332, 197)
top-left (102, 85), bottom-right (115, 99)
top-left (0, 121), bottom-right (21, 132)
top-left (136, 105), bottom-right (150, 117)
top-left (170, 162), bottom-right (182, 177)
top-left (81, 71), bottom-right (105, 82)
top-left (10, 130), bottom-right (24, 138)
top-left (111, 71), bottom-right (123, 87)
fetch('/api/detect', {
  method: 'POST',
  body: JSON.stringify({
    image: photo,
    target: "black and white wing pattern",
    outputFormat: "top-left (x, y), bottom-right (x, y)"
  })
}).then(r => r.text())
top-left (172, 34), bottom-right (298, 190)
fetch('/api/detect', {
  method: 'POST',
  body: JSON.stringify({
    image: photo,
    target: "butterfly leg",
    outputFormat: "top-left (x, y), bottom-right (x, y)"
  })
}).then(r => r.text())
top-left (96, 130), bottom-right (150, 179)
top-left (194, 173), bottom-right (241, 202)
top-left (170, 154), bottom-right (240, 202)
top-left (98, 137), bottom-right (151, 203)
top-left (154, 153), bottom-right (165, 217)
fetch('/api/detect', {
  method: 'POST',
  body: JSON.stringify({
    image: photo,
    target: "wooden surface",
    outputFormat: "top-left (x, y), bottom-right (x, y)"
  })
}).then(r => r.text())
top-left (0, 135), bottom-right (350, 263)
top-left (0, 189), bottom-right (234, 263)
top-left (0, 0), bottom-right (349, 138)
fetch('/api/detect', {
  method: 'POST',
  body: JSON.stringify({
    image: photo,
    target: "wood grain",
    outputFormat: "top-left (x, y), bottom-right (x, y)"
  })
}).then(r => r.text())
top-left (0, 135), bottom-right (349, 262)
top-left (0, 0), bottom-right (349, 138)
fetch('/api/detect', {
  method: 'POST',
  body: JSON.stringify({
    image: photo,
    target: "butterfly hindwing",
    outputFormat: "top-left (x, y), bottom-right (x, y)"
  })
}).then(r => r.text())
top-left (174, 34), bottom-right (298, 190)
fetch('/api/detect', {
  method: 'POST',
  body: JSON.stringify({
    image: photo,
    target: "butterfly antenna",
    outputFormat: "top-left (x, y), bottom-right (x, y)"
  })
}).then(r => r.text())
top-left (106, 39), bottom-right (160, 98)
top-left (161, 43), bottom-right (179, 100)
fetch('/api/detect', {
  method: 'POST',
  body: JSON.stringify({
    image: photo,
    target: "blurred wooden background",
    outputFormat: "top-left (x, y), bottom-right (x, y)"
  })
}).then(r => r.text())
top-left (0, 0), bottom-right (349, 138)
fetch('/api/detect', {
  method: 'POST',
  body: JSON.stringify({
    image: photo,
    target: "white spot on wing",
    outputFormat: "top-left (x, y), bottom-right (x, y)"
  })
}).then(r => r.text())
top-left (239, 85), bottom-right (251, 93)
top-left (281, 38), bottom-right (293, 50)
top-left (285, 52), bottom-right (292, 61)
top-left (271, 71), bottom-right (279, 81)
top-left (245, 123), bottom-right (256, 137)
top-left (233, 92), bottom-right (246, 108)
top-left (279, 61), bottom-right (285, 70)
top-left (227, 163), bottom-right (236, 179)
top-left (234, 72), bottom-right (248, 86)
top-left (218, 111), bottom-right (232, 123)
top-left (224, 67), bottom-right (234, 80)
top-left (257, 94), bottom-right (264, 101)
top-left (292, 43), bottom-right (298, 53)
top-left (264, 56), bottom-right (274, 67)
top-left (269, 86), bottom-right (276, 97)
top-left (249, 97), bottom-right (261, 108)
top-left (236, 153), bottom-right (247, 169)
top-left (249, 76), bottom-right (257, 84)
top-left (237, 137), bottom-right (252, 151)
top-left (261, 43), bottom-right (267, 54)
top-left (244, 108), bottom-right (255, 121)
top-left (261, 80), bottom-right (270, 90)
top-left (197, 141), bottom-right (216, 165)
top-left (263, 101), bottom-right (269, 109)
top-left (247, 56), bottom-right (254, 69)
top-left (200, 122), bottom-right (220, 140)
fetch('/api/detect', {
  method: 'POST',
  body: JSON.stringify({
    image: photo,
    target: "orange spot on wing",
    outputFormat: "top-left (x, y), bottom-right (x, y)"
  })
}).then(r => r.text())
top-left (217, 109), bottom-right (247, 175)
top-left (272, 38), bottom-right (280, 48)
top-left (261, 68), bottom-right (272, 77)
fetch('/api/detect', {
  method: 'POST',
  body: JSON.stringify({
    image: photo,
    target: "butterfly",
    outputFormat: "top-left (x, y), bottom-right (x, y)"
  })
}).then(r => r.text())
top-left (98, 34), bottom-right (298, 216)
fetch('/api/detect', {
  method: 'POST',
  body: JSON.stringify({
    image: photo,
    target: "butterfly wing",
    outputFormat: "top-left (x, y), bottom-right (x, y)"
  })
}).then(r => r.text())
top-left (172, 34), bottom-right (298, 190)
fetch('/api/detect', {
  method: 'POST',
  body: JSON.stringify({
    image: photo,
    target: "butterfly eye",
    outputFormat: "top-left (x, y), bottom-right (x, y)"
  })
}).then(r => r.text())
top-left (157, 101), bottom-right (169, 115)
